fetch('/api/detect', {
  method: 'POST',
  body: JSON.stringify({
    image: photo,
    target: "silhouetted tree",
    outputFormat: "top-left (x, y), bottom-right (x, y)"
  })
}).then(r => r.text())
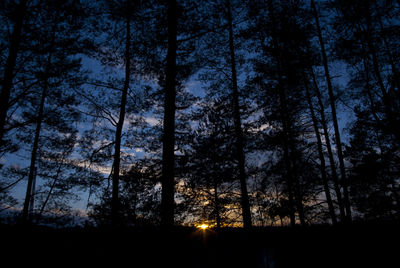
top-left (246, 0), bottom-right (349, 225)
top-left (0, 0), bottom-right (28, 148)
top-left (19, 0), bottom-right (88, 222)
top-left (311, 0), bottom-right (352, 222)
top-left (89, 160), bottom-right (160, 226)
top-left (159, 0), bottom-right (213, 227)
top-left (78, 0), bottom-right (159, 226)
top-left (308, 67), bottom-right (346, 222)
top-left (189, 0), bottom-right (255, 228)
top-left (1, 0), bottom-right (399, 228)
top-left (248, 0), bottom-right (312, 226)
top-left (332, 0), bottom-right (400, 221)
top-left (160, 0), bottom-right (178, 228)
top-left (345, 115), bottom-right (400, 220)
top-left (226, 0), bottom-right (252, 228)
top-left (303, 72), bottom-right (337, 224)
top-left (178, 98), bottom-right (238, 228)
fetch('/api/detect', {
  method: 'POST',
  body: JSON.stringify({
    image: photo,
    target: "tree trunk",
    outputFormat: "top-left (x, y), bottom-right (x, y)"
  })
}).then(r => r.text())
top-left (226, 0), bottom-right (252, 229)
top-left (311, 0), bottom-right (352, 222)
top-left (288, 140), bottom-right (306, 226)
top-left (310, 69), bottom-right (346, 222)
top-left (363, 4), bottom-right (400, 141)
top-left (37, 144), bottom-right (73, 218)
top-left (111, 8), bottom-right (131, 226)
top-left (21, 28), bottom-right (55, 223)
top-left (22, 73), bottom-right (48, 223)
top-left (213, 179), bottom-right (221, 230)
top-left (161, 0), bottom-right (178, 228)
top-left (376, 10), bottom-right (400, 97)
top-left (304, 74), bottom-right (337, 224)
top-left (359, 39), bottom-right (387, 136)
top-left (364, 4), bottom-right (389, 104)
top-left (39, 159), bottom-right (64, 216)
top-left (282, 137), bottom-right (296, 227)
top-left (267, 0), bottom-right (296, 226)
top-left (0, 0), bottom-right (28, 147)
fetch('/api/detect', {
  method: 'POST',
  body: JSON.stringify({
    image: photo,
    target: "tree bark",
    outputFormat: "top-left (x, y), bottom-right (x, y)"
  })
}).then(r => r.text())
top-left (161, 0), bottom-right (178, 228)
top-left (111, 7), bottom-right (131, 226)
top-left (311, 0), bottom-right (352, 222)
top-left (0, 0), bottom-right (28, 147)
top-left (226, 0), bottom-right (252, 229)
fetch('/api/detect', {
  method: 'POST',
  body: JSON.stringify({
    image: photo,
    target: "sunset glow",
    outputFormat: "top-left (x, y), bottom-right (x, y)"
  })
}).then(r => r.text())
top-left (198, 224), bottom-right (209, 230)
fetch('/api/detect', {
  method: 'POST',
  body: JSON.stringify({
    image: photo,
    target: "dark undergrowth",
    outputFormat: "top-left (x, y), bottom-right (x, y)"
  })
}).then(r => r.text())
top-left (1, 221), bottom-right (399, 268)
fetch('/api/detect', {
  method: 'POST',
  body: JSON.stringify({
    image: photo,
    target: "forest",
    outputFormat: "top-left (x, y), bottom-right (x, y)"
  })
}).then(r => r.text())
top-left (1, 0), bottom-right (399, 231)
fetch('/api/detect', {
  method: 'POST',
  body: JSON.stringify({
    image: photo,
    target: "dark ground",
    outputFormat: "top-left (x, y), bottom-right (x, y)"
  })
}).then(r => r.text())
top-left (1, 221), bottom-right (399, 267)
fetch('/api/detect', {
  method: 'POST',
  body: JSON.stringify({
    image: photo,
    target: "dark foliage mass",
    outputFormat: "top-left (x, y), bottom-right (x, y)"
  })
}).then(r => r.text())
top-left (0, 0), bottom-right (399, 232)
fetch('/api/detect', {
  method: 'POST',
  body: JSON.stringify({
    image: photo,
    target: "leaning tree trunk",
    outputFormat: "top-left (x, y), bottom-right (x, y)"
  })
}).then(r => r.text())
top-left (0, 0), bottom-right (28, 147)
top-left (226, 0), bottom-right (252, 229)
top-left (310, 69), bottom-right (346, 222)
top-left (22, 70), bottom-right (51, 222)
top-left (21, 84), bottom-right (46, 223)
top-left (111, 8), bottom-right (131, 226)
top-left (311, 0), bottom-right (352, 222)
top-left (304, 74), bottom-right (337, 224)
top-left (161, 0), bottom-right (178, 228)
top-left (38, 153), bottom-right (66, 217)
top-left (21, 28), bottom-right (55, 223)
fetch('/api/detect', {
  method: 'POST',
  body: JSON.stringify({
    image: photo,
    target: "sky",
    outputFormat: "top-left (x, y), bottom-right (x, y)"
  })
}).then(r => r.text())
top-left (0, 1), bottom-right (359, 221)
top-left (0, 53), bottom-right (356, 220)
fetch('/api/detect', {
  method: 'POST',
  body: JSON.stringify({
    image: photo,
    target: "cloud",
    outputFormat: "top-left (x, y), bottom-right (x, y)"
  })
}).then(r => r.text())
top-left (144, 116), bottom-right (159, 126)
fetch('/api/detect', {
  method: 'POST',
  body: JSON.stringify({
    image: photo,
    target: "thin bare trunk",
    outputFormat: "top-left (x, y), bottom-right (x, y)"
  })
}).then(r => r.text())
top-left (21, 30), bottom-right (55, 222)
top-left (22, 76), bottom-right (48, 222)
top-left (111, 7), bottom-right (131, 226)
top-left (161, 0), bottom-right (178, 228)
top-left (213, 179), bottom-right (221, 230)
top-left (289, 142), bottom-right (306, 226)
top-left (304, 73), bottom-right (337, 224)
top-left (226, 0), bottom-right (252, 229)
top-left (267, 0), bottom-right (296, 226)
top-left (38, 146), bottom-right (72, 217)
top-left (311, 0), bottom-right (352, 221)
top-left (311, 69), bottom-right (346, 222)
top-left (39, 162), bottom-right (63, 216)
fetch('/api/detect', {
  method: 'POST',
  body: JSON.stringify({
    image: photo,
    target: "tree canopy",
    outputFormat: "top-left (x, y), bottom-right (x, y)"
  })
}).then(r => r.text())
top-left (0, 0), bottom-right (399, 227)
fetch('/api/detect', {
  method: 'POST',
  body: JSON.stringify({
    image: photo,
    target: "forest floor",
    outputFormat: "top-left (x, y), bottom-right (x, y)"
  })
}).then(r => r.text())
top-left (1, 221), bottom-right (398, 268)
